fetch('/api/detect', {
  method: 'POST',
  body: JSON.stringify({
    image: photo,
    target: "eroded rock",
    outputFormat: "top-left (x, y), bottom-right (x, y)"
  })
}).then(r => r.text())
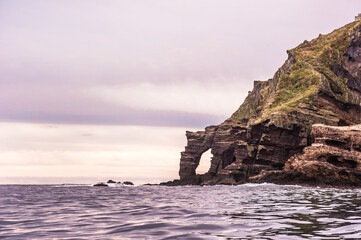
top-left (252, 124), bottom-right (361, 187)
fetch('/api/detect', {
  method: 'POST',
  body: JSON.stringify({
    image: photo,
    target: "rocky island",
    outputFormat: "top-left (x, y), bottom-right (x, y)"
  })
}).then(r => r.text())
top-left (163, 19), bottom-right (361, 187)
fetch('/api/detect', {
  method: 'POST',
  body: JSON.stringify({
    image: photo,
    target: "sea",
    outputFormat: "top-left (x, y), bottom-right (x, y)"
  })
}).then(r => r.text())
top-left (0, 183), bottom-right (360, 239)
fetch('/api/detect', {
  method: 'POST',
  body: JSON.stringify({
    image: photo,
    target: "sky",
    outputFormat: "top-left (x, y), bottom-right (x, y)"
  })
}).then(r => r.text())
top-left (0, 0), bottom-right (360, 184)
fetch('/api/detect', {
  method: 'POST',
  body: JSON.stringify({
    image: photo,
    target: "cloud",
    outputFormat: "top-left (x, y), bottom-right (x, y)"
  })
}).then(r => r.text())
top-left (0, 106), bottom-right (224, 128)
top-left (1, 0), bottom-right (360, 128)
top-left (86, 80), bottom-right (253, 115)
top-left (0, 122), bottom-right (199, 183)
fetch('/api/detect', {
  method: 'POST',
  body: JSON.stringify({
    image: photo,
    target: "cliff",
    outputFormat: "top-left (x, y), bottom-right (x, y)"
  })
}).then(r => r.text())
top-left (251, 124), bottom-right (361, 187)
top-left (169, 20), bottom-right (361, 186)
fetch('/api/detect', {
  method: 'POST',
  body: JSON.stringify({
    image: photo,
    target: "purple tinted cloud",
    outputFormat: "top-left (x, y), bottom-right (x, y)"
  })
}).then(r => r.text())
top-left (0, 0), bottom-right (360, 127)
top-left (0, 108), bottom-right (223, 127)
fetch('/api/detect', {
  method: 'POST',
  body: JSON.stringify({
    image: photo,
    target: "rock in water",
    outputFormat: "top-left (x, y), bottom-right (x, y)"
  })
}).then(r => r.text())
top-left (93, 182), bottom-right (108, 187)
top-left (123, 181), bottom-right (134, 185)
top-left (176, 20), bottom-right (361, 186)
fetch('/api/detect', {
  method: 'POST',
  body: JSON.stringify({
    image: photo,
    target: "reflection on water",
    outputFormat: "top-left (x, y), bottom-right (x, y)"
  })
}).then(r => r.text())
top-left (0, 184), bottom-right (360, 239)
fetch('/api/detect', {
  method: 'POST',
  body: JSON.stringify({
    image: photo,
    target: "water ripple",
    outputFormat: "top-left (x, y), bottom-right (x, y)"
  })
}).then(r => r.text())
top-left (0, 184), bottom-right (360, 239)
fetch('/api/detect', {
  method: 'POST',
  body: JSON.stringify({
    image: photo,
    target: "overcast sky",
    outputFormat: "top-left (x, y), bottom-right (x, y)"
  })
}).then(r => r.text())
top-left (0, 0), bottom-right (360, 184)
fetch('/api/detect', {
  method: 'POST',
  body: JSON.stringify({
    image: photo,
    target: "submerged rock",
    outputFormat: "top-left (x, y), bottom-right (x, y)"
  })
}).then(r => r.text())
top-left (170, 19), bottom-right (361, 187)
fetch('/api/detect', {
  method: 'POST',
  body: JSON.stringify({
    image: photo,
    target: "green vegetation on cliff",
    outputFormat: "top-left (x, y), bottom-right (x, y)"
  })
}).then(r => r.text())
top-left (231, 21), bottom-right (361, 125)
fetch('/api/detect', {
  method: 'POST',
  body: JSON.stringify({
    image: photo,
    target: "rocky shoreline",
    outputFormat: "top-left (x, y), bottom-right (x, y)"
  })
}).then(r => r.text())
top-left (162, 125), bottom-right (361, 188)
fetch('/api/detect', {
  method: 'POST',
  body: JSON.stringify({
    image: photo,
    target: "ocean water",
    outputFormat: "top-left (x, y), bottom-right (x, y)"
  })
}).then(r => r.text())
top-left (0, 184), bottom-right (360, 239)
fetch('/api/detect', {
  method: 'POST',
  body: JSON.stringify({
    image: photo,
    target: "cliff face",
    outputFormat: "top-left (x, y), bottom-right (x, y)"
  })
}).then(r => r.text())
top-left (252, 124), bottom-right (361, 187)
top-left (177, 21), bottom-right (361, 185)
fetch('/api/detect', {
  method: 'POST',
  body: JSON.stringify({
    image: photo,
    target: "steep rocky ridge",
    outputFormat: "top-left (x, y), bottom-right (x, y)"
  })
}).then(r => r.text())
top-left (170, 20), bottom-right (361, 186)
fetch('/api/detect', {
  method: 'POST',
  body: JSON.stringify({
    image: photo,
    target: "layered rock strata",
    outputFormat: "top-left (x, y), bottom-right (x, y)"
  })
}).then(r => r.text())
top-left (252, 124), bottom-right (361, 187)
top-left (170, 20), bottom-right (361, 186)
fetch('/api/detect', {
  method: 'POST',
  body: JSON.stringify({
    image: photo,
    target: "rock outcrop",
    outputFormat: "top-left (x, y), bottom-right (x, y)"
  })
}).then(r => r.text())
top-left (252, 124), bottom-right (361, 187)
top-left (94, 182), bottom-right (108, 187)
top-left (171, 20), bottom-right (361, 186)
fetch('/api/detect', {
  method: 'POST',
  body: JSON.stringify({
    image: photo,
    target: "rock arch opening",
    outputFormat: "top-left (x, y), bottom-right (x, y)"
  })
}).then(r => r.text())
top-left (196, 149), bottom-right (213, 174)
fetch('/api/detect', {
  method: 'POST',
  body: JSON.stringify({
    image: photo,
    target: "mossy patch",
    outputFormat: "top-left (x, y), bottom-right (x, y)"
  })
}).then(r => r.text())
top-left (231, 20), bottom-right (361, 125)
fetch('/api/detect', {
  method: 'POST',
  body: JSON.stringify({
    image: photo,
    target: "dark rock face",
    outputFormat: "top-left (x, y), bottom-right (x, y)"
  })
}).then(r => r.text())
top-left (178, 118), bottom-right (309, 185)
top-left (179, 126), bottom-right (218, 179)
top-left (343, 24), bottom-right (361, 92)
top-left (179, 119), bottom-right (308, 181)
top-left (175, 21), bottom-right (361, 186)
top-left (252, 124), bottom-right (361, 187)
